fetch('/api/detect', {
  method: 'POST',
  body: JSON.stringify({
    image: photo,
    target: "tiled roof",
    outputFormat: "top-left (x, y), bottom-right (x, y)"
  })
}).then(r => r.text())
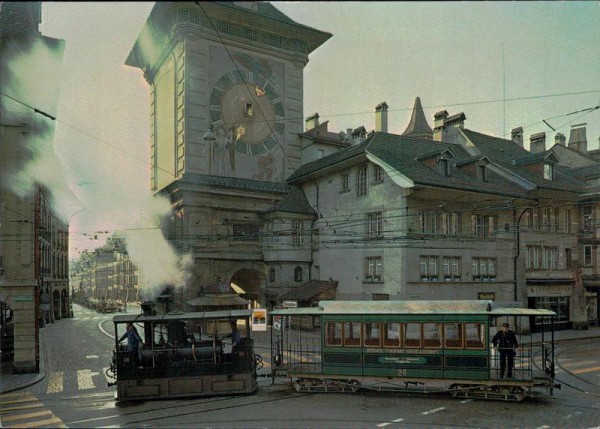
top-left (570, 164), bottom-right (600, 179)
top-left (278, 280), bottom-right (338, 301)
top-left (264, 185), bottom-right (316, 216)
top-left (217, 2), bottom-right (333, 53)
top-left (461, 129), bottom-right (589, 193)
top-left (365, 133), bottom-right (529, 197)
top-left (288, 130), bottom-right (590, 198)
top-left (287, 139), bottom-right (371, 182)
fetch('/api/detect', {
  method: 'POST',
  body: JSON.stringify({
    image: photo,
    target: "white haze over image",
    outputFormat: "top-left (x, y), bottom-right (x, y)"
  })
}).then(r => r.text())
top-left (4, 3), bottom-right (193, 298)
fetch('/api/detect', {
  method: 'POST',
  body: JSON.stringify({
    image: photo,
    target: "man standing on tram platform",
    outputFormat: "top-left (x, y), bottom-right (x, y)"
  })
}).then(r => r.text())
top-left (492, 322), bottom-right (519, 378)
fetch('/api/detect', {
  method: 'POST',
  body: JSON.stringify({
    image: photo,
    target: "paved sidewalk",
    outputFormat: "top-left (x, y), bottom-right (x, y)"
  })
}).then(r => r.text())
top-left (2, 315), bottom-right (598, 395)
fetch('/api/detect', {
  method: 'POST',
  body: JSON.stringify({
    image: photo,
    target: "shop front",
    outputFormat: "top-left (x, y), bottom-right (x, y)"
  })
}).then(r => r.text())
top-left (527, 283), bottom-right (573, 331)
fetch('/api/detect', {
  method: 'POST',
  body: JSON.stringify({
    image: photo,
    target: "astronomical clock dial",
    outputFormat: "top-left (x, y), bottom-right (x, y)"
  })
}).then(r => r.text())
top-left (209, 68), bottom-right (285, 157)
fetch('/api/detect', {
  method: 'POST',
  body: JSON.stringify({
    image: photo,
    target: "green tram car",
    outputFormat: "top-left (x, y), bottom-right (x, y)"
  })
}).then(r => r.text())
top-left (270, 300), bottom-right (558, 401)
top-left (107, 308), bottom-right (258, 402)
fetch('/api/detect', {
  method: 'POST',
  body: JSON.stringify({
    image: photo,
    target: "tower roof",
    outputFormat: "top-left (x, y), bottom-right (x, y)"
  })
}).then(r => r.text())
top-left (402, 97), bottom-right (433, 139)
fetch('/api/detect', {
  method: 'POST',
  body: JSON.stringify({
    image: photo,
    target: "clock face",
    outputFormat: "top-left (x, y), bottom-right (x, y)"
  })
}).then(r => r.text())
top-left (209, 69), bottom-right (285, 157)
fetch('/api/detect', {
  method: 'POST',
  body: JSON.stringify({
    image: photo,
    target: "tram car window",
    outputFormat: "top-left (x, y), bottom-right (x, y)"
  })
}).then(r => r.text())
top-left (423, 322), bottom-right (441, 348)
top-left (343, 322), bottom-right (361, 347)
top-left (403, 322), bottom-right (421, 348)
top-left (326, 322), bottom-right (342, 346)
top-left (465, 322), bottom-right (486, 349)
top-left (444, 322), bottom-right (463, 348)
top-left (383, 323), bottom-right (400, 347)
top-left (363, 323), bottom-right (381, 347)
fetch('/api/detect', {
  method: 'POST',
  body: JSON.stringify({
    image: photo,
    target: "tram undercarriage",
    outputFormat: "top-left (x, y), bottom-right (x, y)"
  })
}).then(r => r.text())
top-left (283, 373), bottom-right (554, 402)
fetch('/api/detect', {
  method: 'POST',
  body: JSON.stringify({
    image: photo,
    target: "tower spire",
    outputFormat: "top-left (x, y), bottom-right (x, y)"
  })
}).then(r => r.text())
top-left (402, 97), bottom-right (433, 140)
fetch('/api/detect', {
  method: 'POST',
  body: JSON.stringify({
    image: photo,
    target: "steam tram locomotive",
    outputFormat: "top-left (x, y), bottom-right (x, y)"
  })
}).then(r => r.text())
top-left (270, 300), bottom-right (559, 401)
top-left (107, 304), bottom-right (258, 402)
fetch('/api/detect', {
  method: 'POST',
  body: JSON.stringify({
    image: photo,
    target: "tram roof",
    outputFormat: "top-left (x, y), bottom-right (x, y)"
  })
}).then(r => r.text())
top-left (112, 308), bottom-right (254, 324)
top-left (270, 300), bottom-right (557, 317)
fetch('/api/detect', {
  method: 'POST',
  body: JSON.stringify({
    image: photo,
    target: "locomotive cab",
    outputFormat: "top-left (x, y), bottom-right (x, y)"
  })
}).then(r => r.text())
top-left (107, 308), bottom-right (258, 402)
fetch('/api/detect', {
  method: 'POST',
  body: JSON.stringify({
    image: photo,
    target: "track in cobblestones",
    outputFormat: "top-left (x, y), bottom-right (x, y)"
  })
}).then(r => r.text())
top-left (62, 388), bottom-right (311, 427)
top-left (553, 339), bottom-right (600, 396)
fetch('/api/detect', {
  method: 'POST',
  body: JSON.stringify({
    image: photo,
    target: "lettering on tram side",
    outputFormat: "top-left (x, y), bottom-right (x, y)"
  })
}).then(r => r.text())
top-left (366, 348), bottom-right (440, 355)
top-left (378, 356), bottom-right (427, 365)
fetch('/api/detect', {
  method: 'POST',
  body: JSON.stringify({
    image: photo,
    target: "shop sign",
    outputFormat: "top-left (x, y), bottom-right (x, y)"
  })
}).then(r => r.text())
top-left (14, 295), bottom-right (33, 302)
top-left (478, 292), bottom-right (495, 300)
top-left (527, 285), bottom-right (572, 297)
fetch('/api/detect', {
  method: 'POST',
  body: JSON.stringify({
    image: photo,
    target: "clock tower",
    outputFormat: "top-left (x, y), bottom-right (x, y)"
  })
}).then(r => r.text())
top-left (125, 2), bottom-right (331, 306)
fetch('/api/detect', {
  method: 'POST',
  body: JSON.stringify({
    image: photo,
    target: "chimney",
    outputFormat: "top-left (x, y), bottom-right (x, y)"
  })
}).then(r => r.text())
top-left (511, 127), bottom-right (523, 147)
top-left (375, 101), bottom-right (388, 133)
top-left (375, 102), bottom-right (388, 133)
top-left (433, 110), bottom-right (448, 142)
top-left (305, 113), bottom-right (319, 131)
top-left (529, 132), bottom-right (546, 153)
top-left (554, 132), bottom-right (566, 146)
top-left (568, 123), bottom-right (588, 154)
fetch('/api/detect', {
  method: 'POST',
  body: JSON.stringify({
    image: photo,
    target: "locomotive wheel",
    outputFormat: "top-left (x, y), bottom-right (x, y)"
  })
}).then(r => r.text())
top-left (293, 378), bottom-right (304, 392)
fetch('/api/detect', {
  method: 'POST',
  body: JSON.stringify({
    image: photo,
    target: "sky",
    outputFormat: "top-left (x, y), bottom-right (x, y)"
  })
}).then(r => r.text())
top-left (27, 1), bottom-right (599, 265)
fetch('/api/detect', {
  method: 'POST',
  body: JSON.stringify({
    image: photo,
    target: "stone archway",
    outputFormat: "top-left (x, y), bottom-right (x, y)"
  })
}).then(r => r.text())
top-left (229, 268), bottom-right (265, 308)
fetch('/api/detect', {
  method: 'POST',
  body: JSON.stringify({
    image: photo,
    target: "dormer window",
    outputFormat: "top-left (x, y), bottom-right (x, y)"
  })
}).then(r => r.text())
top-left (478, 165), bottom-right (487, 182)
top-left (544, 163), bottom-right (554, 181)
top-left (439, 158), bottom-right (450, 177)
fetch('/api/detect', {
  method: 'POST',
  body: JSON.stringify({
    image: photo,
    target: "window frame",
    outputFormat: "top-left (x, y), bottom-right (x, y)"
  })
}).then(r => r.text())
top-left (357, 165), bottom-right (368, 197)
top-left (367, 211), bottom-right (383, 238)
top-left (365, 256), bottom-right (383, 281)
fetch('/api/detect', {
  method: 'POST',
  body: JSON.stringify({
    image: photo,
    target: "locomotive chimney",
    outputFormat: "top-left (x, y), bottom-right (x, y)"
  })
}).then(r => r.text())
top-left (141, 301), bottom-right (156, 316)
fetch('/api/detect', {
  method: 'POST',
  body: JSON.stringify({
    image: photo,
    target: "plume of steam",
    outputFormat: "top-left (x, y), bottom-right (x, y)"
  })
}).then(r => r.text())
top-left (121, 195), bottom-right (194, 299)
top-left (2, 26), bottom-right (194, 301)
top-left (1, 36), bottom-right (80, 222)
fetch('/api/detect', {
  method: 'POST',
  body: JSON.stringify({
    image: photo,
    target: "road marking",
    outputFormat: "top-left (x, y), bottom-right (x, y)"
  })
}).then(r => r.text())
top-left (572, 365), bottom-right (600, 374)
top-left (1, 410), bottom-right (52, 422)
top-left (460, 399), bottom-right (474, 403)
top-left (376, 423), bottom-right (391, 428)
top-left (392, 418), bottom-right (405, 422)
top-left (46, 371), bottom-right (64, 394)
top-left (9, 415), bottom-right (65, 428)
top-left (422, 407), bottom-right (445, 415)
top-left (0, 402), bottom-right (44, 412)
top-left (86, 355), bottom-right (100, 359)
top-left (77, 369), bottom-right (97, 390)
top-left (0, 394), bottom-right (67, 429)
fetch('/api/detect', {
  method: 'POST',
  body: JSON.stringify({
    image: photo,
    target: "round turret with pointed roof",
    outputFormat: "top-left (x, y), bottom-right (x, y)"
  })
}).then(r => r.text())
top-left (402, 97), bottom-right (433, 139)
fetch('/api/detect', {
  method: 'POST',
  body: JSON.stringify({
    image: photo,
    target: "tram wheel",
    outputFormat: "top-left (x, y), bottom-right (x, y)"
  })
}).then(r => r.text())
top-left (449, 384), bottom-right (462, 397)
top-left (350, 379), bottom-right (361, 393)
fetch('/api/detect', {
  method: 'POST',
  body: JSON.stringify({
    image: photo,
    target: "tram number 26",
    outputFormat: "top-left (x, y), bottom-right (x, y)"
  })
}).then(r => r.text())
top-left (397, 369), bottom-right (407, 377)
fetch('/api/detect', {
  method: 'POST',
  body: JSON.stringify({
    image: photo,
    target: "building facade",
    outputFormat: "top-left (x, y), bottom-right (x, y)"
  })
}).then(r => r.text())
top-left (0, 2), bottom-right (67, 373)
